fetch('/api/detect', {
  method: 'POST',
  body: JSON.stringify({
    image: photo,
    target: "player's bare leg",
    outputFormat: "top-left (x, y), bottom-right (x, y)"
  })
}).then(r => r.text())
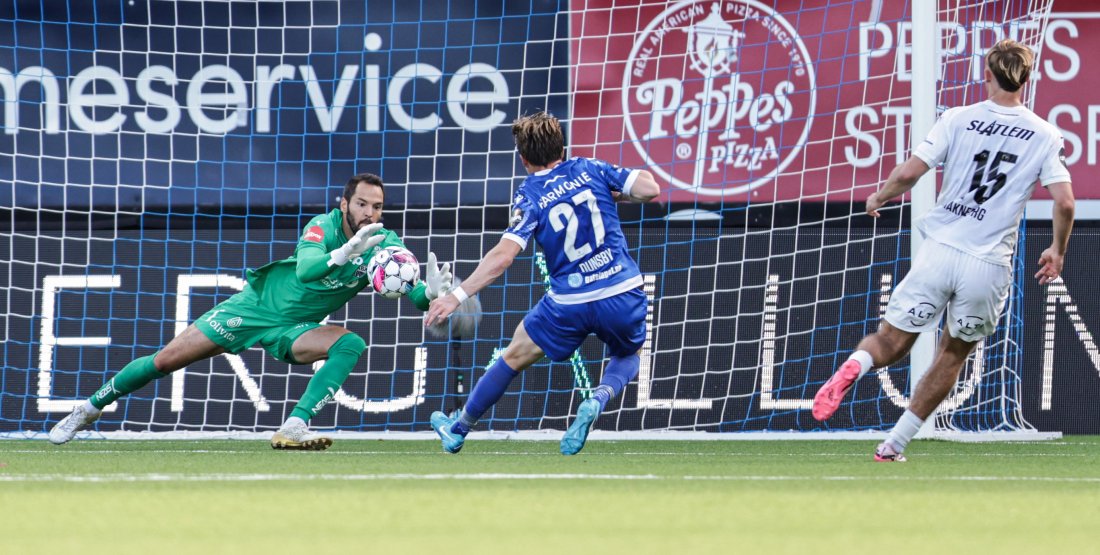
top-left (813, 321), bottom-right (918, 421)
top-left (290, 325), bottom-right (353, 364)
top-left (907, 333), bottom-right (977, 419)
top-left (50, 325), bottom-right (225, 444)
top-left (270, 326), bottom-right (364, 451)
top-left (155, 325), bottom-right (227, 370)
top-left (432, 322), bottom-right (544, 453)
top-left (876, 332), bottom-right (978, 462)
top-left (500, 322), bottom-right (545, 370)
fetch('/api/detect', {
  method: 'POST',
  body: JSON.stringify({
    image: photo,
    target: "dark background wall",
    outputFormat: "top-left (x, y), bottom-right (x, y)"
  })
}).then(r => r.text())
top-left (4, 223), bottom-right (1095, 434)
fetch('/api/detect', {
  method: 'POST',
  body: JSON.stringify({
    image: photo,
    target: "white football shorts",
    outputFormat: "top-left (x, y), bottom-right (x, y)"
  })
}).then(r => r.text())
top-left (884, 238), bottom-right (1013, 341)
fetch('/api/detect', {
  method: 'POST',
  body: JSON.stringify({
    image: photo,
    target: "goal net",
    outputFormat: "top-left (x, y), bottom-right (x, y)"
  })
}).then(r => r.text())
top-left (924, 0), bottom-right (1054, 436)
top-left (0, 0), bottom-right (1056, 439)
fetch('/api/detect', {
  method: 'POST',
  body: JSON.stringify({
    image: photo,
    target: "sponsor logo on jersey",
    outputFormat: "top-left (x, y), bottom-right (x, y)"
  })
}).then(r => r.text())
top-left (623, 1), bottom-right (815, 196)
top-left (304, 225), bottom-right (325, 243)
top-left (906, 302), bottom-right (938, 327)
top-left (536, 172), bottom-right (593, 209)
top-left (954, 315), bottom-right (985, 338)
top-left (204, 309), bottom-right (237, 342)
top-left (227, 316), bottom-right (243, 328)
top-left (584, 263), bottom-right (623, 285)
top-left (508, 192), bottom-right (532, 232)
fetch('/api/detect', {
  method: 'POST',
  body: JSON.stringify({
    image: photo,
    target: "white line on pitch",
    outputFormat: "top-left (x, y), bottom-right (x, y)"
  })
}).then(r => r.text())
top-left (2, 474), bottom-right (1099, 483)
top-left (0, 450), bottom-right (1092, 457)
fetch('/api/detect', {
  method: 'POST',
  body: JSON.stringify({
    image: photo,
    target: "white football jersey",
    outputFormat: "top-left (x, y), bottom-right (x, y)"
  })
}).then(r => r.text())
top-left (912, 100), bottom-right (1071, 266)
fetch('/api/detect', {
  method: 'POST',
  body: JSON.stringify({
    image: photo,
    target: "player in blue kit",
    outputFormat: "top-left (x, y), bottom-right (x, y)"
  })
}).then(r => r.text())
top-left (425, 112), bottom-right (660, 455)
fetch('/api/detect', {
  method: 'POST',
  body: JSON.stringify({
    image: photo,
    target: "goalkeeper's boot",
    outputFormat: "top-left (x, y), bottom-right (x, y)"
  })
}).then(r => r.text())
top-left (430, 411), bottom-right (466, 454)
top-left (812, 359), bottom-right (862, 421)
top-left (874, 440), bottom-right (907, 463)
top-left (271, 420), bottom-right (333, 451)
top-left (48, 403), bottom-right (101, 445)
top-left (560, 398), bottom-right (600, 456)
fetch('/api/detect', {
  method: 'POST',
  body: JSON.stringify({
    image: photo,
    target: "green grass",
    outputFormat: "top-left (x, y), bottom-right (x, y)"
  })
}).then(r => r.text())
top-left (2, 437), bottom-right (1099, 554)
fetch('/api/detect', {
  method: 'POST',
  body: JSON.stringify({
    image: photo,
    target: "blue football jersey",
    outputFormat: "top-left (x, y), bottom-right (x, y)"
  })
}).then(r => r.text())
top-left (502, 157), bottom-right (644, 304)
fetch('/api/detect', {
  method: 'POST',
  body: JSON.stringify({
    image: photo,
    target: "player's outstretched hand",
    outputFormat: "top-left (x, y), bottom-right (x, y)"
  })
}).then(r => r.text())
top-left (1035, 247), bottom-right (1064, 285)
top-left (347, 223), bottom-right (385, 258)
top-left (424, 251), bottom-right (453, 300)
top-left (425, 294), bottom-right (460, 327)
top-left (329, 223), bottom-right (384, 266)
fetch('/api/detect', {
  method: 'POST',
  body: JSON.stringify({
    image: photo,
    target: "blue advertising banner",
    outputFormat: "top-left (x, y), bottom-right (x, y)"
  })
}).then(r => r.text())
top-left (0, 1), bottom-right (570, 209)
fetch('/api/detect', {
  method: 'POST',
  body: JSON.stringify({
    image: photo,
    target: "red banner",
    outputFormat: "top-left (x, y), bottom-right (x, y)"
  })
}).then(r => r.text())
top-left (570, 0), bottom-right (1097, 201)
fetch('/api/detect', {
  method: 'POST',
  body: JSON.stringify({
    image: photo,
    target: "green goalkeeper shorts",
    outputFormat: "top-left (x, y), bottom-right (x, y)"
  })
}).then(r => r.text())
top-left (193, 288), bottom-right (321, 364)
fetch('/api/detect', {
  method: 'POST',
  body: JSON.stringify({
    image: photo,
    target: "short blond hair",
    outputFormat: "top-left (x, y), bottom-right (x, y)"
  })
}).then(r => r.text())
top-left (986, 39), bottom-right (1033, 92)
top-left (511, 112), bottom-right (564, 167)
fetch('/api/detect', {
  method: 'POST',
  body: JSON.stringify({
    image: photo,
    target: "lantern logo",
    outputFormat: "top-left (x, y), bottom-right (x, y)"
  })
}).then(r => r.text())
top-left (686, 5), bottom-right (744, 76)
top-left (623, 1), bottom-right (816, 195)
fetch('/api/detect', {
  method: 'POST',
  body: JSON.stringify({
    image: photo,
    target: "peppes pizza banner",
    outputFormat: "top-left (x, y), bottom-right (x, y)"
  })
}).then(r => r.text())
top-left (569, 0), bottom-right (1098, 201)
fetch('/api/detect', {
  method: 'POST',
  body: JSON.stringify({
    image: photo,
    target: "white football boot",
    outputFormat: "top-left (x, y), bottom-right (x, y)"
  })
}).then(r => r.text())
top-left (48, 404), bottom-right (101, 445)
top-left (270, 419), bottom-right (333, 451)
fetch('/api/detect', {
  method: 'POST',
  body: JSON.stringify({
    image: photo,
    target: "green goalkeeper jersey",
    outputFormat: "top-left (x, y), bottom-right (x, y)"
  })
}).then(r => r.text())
top-left (244, 209), bottom-right (430, 322)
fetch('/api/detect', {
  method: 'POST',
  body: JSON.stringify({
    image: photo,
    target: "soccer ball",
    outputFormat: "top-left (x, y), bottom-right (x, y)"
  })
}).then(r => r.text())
top-left (367, 246), bottom-right (419, 299)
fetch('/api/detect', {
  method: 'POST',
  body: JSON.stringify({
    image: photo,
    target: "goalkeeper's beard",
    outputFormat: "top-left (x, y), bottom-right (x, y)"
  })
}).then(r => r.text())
top-left (344, 211), bottom-right (376, 234)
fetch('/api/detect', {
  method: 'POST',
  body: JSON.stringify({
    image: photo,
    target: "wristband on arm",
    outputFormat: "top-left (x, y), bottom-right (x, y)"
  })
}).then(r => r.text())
top-left (451, 286), bottom-right (470, 304)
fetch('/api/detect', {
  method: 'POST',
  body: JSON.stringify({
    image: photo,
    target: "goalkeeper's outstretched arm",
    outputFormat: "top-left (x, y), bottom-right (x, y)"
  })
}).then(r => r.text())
top-left (294, 223), bottom-right (384, 283)
top-left (405, 252), bottom-right (454, 311)
top-left (294, 248), bottom-right (341, 283)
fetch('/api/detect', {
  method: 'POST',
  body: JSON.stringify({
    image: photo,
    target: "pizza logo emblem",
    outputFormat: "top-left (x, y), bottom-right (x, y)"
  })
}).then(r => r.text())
top-left (623, 1), bottom-right (816, 195)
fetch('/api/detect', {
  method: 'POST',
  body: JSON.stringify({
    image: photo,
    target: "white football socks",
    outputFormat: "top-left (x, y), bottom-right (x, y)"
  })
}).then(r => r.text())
top-left (81, 399), bottom-right (101, 415)
top-left (848, 350), bottom-right (875, 379)
top-left (887, 410), bottom-right (925, 451)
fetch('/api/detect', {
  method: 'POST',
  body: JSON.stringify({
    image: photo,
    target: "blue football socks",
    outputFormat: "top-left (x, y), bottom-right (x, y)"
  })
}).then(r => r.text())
top-left (591, 385), bottom-right (614, 411)
top-left (452, 357), bottom-right (518, 436)
top-left (593, 354), bottom-right (640, 411)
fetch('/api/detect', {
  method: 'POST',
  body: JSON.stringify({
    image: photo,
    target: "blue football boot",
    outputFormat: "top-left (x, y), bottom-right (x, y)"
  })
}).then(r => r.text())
top-left (560, 398), bottom-right (601, 455)
top-left (430, 410), bottom-right (466, 454)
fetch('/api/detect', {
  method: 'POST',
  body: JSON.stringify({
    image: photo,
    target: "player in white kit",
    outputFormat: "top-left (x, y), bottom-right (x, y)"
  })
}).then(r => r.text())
top-left (811, 39), bottom-right (1075, 461)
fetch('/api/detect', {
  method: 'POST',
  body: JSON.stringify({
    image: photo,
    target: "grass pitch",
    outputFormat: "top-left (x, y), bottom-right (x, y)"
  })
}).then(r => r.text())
top-left (2, 437), bottom-right (1098, 554)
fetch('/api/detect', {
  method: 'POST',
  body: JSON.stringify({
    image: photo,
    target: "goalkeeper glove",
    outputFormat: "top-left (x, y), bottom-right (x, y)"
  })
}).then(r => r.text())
top-left (423, 251), bottom-right (453, 300)
top-left (328, 223), bottom-right (384, 267)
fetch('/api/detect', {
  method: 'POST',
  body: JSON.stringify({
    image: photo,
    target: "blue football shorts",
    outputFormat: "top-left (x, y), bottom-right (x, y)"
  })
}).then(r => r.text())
top-left (523, 287), bottom-right (647, 362)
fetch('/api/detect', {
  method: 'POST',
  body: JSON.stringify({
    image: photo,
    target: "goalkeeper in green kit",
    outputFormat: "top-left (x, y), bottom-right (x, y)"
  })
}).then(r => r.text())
top-left (49, 173), bottom-right (453, 450)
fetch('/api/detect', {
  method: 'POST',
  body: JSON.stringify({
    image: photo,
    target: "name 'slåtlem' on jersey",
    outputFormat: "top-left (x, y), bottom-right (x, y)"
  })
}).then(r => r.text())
top-left (965, 120), bottom-right (1036, 141)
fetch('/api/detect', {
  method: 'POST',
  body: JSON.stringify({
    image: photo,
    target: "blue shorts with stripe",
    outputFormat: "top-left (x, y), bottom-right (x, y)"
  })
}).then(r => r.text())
top-left (523, 287), bottom-right (647, 362)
